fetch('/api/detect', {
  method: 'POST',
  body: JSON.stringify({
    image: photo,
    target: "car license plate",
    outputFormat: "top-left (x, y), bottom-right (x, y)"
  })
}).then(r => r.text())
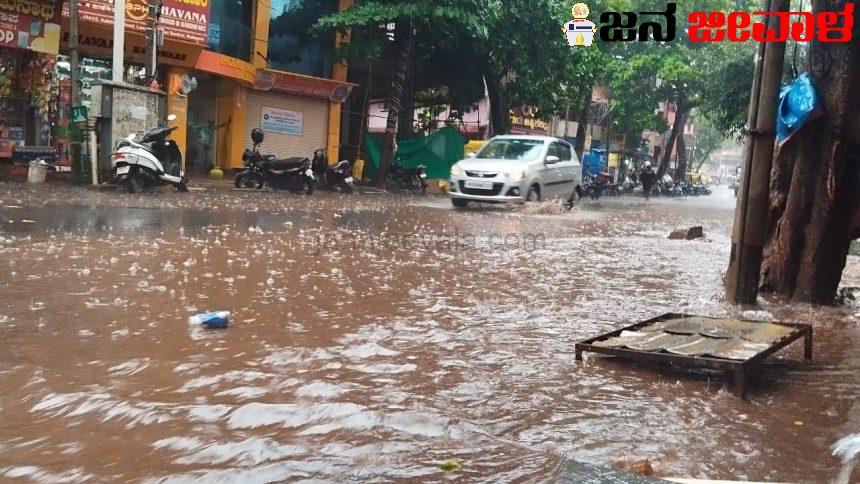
top-left (344, 177), bottom-right (354, 183)
top-left (116, 165), bottom-right (130, 175)
top-left (464, 180), bottom-right (494, 190)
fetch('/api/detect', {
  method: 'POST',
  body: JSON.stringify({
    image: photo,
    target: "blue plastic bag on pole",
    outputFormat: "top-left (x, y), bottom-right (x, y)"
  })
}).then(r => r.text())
top-left (776, 73), bottom-right (823, 146)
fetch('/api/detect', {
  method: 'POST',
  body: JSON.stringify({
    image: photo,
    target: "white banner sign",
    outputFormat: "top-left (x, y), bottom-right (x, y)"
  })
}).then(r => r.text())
top-left (261, 107), bottom-right (303, 136)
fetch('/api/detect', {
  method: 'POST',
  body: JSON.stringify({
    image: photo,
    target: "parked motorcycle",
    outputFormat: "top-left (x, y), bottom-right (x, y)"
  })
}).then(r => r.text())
top-left (693, 181), bottom-right (712, 196)
top-left (235, 128), bottom-right (315, 194)
top-left (621, 175), bottom-right (637, 194)
top-left (310, 149), bottom-right (355, 193)
top-left (583, 172), bottom-right (621, 200)
top-left (388, 163), bottom-right (428, 194)
top-left (111, 114), bottom-right (188, 193)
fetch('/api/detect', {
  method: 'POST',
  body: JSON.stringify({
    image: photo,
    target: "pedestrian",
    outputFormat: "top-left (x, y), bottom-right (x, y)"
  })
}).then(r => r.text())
top-left (640, 162), bottom-right (657, 201)
top-left (190, 118), bottom-right (230, 174)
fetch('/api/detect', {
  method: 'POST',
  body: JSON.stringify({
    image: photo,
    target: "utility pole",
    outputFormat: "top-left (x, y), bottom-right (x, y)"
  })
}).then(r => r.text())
top-left (725, 0), bottom-right (789, 304)
top-left (113, 0), bottom-right (126, 82)
top-left (145, 0), bottom-right (162, 78)
top-left (69, 0), bottom-right (80, 106)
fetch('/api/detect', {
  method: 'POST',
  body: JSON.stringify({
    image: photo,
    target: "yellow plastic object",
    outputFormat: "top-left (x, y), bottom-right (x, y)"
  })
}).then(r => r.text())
top-left (353, 159), bottom-right (365, 181)
top-left (209, 167), bottom-right (224, 180)
top-left (464, 140), bottom-right (487, 158)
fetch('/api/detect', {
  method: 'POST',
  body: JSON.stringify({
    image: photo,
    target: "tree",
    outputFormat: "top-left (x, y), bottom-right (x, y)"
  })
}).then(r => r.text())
top-left (760, 0), bottom-right (860, 304)
top-left (606, 53), bottom-right (667, 157)
top-left (698, 41), bottom-right (757, 138)
top-left (314, 1), bottom-right (488, 186)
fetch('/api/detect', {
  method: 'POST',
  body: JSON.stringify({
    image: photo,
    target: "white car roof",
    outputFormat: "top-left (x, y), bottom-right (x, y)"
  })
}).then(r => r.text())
top-left (490, 135), bottom-right (565, 142)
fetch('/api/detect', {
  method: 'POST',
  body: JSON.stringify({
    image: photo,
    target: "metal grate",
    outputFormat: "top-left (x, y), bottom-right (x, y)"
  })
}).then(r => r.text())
top-left (465, 170), bottom-right (498, 178)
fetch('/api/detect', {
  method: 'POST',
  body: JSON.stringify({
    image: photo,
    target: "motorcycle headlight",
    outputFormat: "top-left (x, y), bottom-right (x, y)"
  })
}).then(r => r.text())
top-left (505, 169), bottom-right (526, 182)
top-left (450, 165), bottom-right (461, 177)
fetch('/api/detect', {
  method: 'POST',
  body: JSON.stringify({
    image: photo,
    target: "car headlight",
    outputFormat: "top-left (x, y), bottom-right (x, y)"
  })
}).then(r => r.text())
top-left (450, 165), bottom-right (461, 177)
top-left (505, 169), bottom-right (526, 182)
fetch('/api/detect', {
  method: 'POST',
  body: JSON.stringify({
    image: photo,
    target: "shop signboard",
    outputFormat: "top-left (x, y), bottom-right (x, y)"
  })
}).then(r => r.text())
top-left (509, 105), bottom-right (550, 135)
top-left (70, 0), bottom-right (210, 44)
top-left (195, 49), bottom-right (256, 84)
top-left (261, 107), bottom-right (302, 136)
top-left (0, 0), bottom-right (63, 54)
top-left (253, 70), bottom-right (355, 103)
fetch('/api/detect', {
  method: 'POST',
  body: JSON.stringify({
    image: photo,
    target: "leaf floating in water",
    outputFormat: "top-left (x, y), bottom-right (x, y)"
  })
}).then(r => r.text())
top-left (438, 460), bottom-right (461, 472)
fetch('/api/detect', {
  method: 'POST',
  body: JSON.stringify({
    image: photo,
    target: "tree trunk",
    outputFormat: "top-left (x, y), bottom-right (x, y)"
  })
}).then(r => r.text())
top-left (760, 0), bottom-right (860, 304)
top-left (694, 150), bottom-right (713, 172)
top-left (484, 63), bottom-right (509, 136)
top-left (675, 121), bottom-right (688, 180)
top-left (377, 19), bottom-right (413, 188)
top-left (398, 26), bottom-right (415, 140)
top-left (617, 134), bottom-right (639, 183)
top-left (658, 106), bottom-right (687, 179)
top-left (574, 90), bottom-right (591, 161)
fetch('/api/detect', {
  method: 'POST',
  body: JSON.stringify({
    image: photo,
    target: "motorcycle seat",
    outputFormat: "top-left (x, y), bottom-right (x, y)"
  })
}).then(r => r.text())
top-left (264, 157), bottom-right (306, 170)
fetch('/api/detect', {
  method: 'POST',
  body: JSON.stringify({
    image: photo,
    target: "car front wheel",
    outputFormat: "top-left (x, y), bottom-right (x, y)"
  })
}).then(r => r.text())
top-left (526, 185), bottom-right (541, 202)
top-left (564, 186), bottom-right (581, 211)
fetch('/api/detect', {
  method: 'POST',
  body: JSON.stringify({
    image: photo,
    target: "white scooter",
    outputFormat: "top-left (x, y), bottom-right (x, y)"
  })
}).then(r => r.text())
top-left (111, 114), bottom-right (188, 193)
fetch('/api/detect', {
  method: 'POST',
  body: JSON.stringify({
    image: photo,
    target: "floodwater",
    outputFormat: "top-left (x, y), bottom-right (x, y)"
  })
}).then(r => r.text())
top-left (0, 182), bottom-right (857, 483)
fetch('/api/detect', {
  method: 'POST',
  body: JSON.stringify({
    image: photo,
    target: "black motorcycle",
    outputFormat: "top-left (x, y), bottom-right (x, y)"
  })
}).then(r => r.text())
top-left (582, 172), bottom-right (621, 200)
top-left (235, 128), bottom-right (314, 194)
top-left (388, 163), bottom-right (428, 194)
top-left (310, 149), bottom-right (355, 193)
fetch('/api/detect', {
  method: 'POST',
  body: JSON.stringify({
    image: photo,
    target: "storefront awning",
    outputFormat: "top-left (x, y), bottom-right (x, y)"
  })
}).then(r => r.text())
top-left (253, 69), bottom-right (357, 103)
top-left (194, 50), bottom-right (257, 84)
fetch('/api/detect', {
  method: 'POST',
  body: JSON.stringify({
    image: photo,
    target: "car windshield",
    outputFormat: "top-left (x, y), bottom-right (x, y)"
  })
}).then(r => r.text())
top-left (476, 139), bottom-right (544, 161)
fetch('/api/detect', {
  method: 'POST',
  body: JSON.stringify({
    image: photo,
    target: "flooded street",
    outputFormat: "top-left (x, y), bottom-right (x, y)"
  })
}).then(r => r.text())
top-left (0, 182), bottom-right (857, 482)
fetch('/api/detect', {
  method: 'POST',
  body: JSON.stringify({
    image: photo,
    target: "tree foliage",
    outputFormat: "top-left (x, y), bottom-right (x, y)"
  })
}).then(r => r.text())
top-left (314, 0), bottom-right (761, 142)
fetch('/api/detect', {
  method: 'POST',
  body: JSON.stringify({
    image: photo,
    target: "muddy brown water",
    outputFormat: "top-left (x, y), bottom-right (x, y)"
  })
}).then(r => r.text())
top-left (0, 182), bottom-right (857, 482)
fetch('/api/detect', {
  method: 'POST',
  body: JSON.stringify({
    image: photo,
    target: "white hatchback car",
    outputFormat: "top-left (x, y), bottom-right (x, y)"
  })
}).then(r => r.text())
top-left (448, 135), bottom-right (582, 208)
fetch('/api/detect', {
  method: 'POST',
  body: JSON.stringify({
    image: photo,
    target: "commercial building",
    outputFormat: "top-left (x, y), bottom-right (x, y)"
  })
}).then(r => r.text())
top-left (0, 0), bottom-right (356, 174)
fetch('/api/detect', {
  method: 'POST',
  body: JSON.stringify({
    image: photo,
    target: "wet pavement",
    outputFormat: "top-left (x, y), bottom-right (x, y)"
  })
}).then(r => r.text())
top-left (0, 182), bottom-right (857, 483)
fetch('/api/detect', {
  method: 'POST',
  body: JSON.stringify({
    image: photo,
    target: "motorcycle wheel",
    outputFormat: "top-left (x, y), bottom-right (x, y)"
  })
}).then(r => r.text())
top-left (338, 181), bottom-right (354, 194)
top-left (304, 178), bottom-right (315, 195)
top-left (563, 187), bottom-right (581, 211)
top-left (410, 176), bottom-right (426, 194)
top-left (125, 172), bottom-right (147, 194)
top-left (177, 181), bottom-right (189, 192)
top-left (236, 173), bottom-right (264, 189)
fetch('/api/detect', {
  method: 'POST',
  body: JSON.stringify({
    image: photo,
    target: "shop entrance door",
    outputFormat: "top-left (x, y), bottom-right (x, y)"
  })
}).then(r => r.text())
top-left (186, 74), bottom-right (220, 175)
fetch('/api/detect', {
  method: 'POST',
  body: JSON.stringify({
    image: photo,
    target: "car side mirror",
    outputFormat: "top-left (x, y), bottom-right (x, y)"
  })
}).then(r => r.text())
top-left (545, 155), bottom-right (560, 165)
top-left (466, 152), bottom-right (477, 158)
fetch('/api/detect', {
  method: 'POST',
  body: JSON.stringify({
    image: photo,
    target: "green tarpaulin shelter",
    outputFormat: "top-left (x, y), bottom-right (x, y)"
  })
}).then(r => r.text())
top-left (364, 126), bottom-right (466, 180)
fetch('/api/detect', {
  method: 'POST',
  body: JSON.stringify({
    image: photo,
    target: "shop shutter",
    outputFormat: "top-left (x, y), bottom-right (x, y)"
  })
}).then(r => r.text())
top-left (244, 90), bottom-right (329, 159)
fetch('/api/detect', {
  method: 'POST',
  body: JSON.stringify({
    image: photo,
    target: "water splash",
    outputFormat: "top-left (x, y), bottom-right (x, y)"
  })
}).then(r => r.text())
top-left (831, 434), bottom-right (860, 484)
